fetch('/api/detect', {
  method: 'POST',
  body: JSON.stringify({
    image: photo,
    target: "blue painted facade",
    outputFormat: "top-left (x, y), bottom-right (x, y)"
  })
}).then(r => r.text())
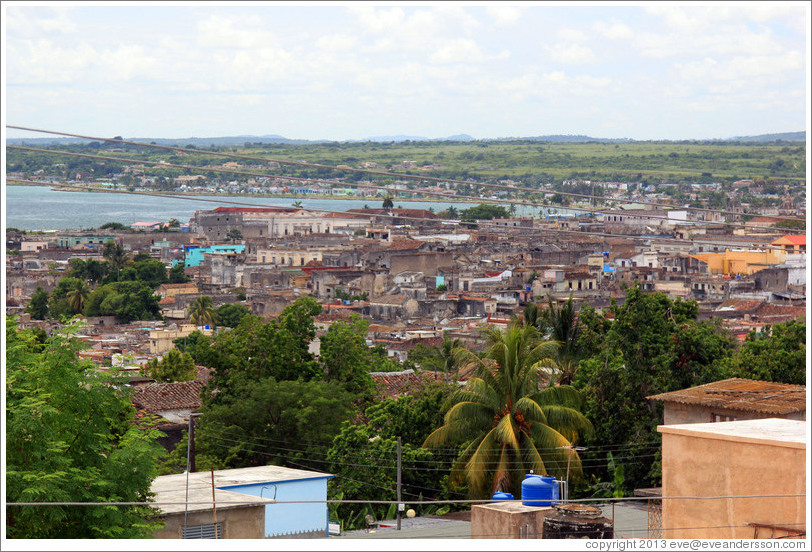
top-left (218, 475), bottom-right (333, 538)
top-left (184, 244), bottom-right (246, 267)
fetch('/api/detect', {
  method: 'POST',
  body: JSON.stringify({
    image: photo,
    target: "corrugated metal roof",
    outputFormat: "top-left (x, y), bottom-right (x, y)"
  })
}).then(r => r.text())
top-left (647, 378), bottom-right (806, 415)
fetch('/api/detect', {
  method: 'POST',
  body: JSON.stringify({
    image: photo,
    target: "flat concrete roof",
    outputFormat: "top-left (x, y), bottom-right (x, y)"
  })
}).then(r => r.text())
top-left (658, 418), bottom-right (807, 449)
top-left (151, 465), bottom-right (334, 516)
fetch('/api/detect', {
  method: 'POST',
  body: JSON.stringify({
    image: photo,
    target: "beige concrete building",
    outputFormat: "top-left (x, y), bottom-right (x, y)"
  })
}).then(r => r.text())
top-left (648, 378), bottom-right (806, 425)
top-left (659, 418), bottom-right (806, 539)
top-left (149, 325), bottom-right (213, 354)
top-left (151, 472), bottom-right (271, 539)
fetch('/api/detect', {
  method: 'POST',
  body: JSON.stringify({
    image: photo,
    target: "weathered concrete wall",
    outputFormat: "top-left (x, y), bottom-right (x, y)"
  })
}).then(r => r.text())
top-left (663, 403), bottom-right (805, 425)
top-left (153, 505), bottom-right (265, 539)
top-left (660, 421), bottom-right (806, 539)
top-left (471, 503), bottom-right (553, 539)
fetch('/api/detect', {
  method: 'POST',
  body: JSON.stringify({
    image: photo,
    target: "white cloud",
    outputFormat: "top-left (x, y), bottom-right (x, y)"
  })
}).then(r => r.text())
top-left (557, 28), bottom-right (588, 42)
top-left (196, 15), bottom-right (275, 49)
top-left (546, 43), bottom-right (596, 65)
top-left (593, 20), bottom-right (634, 40)
top-left (429, 39), bottom-right (506, 64)
top-left (486, 6), bottom-right (522, 26)
top-left (315, 34), bottom-right (357, 52)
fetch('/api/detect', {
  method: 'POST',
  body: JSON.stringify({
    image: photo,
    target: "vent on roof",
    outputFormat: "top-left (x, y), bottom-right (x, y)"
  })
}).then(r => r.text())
top-left (182, 522), bottom-right (222, 539)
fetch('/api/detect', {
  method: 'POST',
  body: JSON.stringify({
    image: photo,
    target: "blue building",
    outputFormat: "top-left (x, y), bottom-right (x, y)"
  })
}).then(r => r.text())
top-left (151, 465), bottom-right (335, 539)
top-left (184, 244), bottom-right (246, 267)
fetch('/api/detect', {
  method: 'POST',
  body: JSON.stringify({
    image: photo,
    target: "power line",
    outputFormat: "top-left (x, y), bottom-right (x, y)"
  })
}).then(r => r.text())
top-left (6, 125), bottom-right (806, 222)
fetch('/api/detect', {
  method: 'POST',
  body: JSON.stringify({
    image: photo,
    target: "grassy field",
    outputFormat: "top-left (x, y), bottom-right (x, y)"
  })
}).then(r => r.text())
top-left (7, 139), bottom-right (806, 187)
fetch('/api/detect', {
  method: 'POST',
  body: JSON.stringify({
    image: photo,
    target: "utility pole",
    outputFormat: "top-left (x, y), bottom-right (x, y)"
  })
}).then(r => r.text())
top-left (188, 413), bottom-right (199, 473)
top-left (396, 436), bottom-right (402, 530)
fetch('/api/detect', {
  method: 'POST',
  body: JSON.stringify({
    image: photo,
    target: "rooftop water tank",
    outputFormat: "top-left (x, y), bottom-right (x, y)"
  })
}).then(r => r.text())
top-left (542, 503), bottom-right (613, 539)
top-left (521, 474), bottom-right (558, 507)
top-left (492, 492), bottom-right (514, 501)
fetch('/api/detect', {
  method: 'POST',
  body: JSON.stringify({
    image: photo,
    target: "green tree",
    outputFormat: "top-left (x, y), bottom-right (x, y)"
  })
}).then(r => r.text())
top-left (537, 295), bottom-right (583, 384)
top-left (423, 322), bottom-right (593, 498)
top-left (319, 316), bottom-right (378, 397)
top-left (99, 221), bottom-right (127, 230)
top-left (25, 286), bottom-right (49, 320)
top-left (573, 287), bottom-right (734, 493)
top-left (718, 320), bottom-right (805, 384)
top-left (382, 195), bottom-right (394, 209)
top-left (140, 348), bottom-right (196, 382)
top-left (66, 279), bottom-right (90, 314)
top-left (6, 317), bottom-right (165, 538)
top-left (214, 303), bottom-right (251, 328)
top-left (188, 295), bottom-right (215, 327)
top-left (459, 204), bottom-right (510, 221)
top-left (130, 257), bottom-right (169, 288)
top-left (48, 277), bottom-right (84, 319)
top-left (327, 379), bottom-right (456, 528)
top-left (168, 263), bottom-right (190, 284)
top-left (226, 228), bottom-right (243, 243)
top-left (103, 241), bottom-right (129, 280)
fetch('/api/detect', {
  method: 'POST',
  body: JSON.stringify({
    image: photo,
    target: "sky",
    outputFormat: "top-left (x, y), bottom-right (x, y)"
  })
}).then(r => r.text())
top-left (2, 2), bottom-right (809, 142)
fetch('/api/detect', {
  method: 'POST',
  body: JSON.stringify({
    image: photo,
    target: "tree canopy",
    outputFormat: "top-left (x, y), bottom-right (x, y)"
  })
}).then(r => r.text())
top-left (6, 317), bottom-right (165, 538)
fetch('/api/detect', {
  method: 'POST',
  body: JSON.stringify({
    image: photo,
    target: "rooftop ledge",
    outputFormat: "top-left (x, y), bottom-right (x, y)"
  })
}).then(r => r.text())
top-left (658, 418), bottom-right (806, 449)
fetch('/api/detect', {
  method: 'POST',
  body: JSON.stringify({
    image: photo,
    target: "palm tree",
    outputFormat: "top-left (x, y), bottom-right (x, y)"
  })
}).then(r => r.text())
top-left (382, 195), bottom-right (394, 210)
top-left (423, 322), bottom-right (592, 498)
top-left (103, 241), bottom-right (129, 280)
top-left (66, 280), bottom-right (89, 314)
top-left (539, 295), bottom-right (582, 384)
top-left (188, 295), bottom-right (215, 327)
top-left (433, 337), bottom-right (463, 382)
top-left (292, 200), bottom-right (303, 209)
top-left (446, 205), bottom-right (459, 219)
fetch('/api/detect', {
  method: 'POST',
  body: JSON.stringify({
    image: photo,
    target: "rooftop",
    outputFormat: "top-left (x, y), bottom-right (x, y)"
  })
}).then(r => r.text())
top-left (647, 378), bottom-right (806, 416)
top-left (658, 418), bottom-right (806, 448)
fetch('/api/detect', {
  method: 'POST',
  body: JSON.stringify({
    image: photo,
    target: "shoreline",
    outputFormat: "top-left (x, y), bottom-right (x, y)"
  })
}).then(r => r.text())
top-left (8, 182), bottom-right (476, 204)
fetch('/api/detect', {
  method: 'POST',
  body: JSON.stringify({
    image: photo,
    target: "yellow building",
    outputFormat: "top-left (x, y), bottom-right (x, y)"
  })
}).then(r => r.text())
top-left (691, 248), bottom-right (786, 277)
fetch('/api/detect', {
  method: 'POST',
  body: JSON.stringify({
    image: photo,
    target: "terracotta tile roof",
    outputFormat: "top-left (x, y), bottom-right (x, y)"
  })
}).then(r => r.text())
top-left (750, 303), bottom-right (806, 323)
top-left (131, 367), bottom-right (212, 412)
top-left (388, 238), bottom-right (425, 251)
top-left (647, 378), bottom-right (806, 416)
top-left (371, 369), bottom-right (447, 398)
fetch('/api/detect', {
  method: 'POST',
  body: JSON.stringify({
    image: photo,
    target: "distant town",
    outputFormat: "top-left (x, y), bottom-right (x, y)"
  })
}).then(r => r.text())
top-left (6, 137), bottom-right (807, 541)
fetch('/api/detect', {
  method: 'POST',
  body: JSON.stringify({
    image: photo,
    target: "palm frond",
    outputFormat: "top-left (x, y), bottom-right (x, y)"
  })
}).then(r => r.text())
top-left (539, 405), bottom-right (594, 442)
top-left (491, 413), bottom-right (521, 450)
top-left (530, 384), bottom-right (586, 409)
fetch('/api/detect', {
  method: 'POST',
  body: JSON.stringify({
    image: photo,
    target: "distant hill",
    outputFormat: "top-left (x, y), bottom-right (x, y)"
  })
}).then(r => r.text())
top-left (493, 134), bottom-right (633, 143)
top-left (724, 131), bottom-right (805, 142)
top-left (6, 131), bottom-right (804, 147)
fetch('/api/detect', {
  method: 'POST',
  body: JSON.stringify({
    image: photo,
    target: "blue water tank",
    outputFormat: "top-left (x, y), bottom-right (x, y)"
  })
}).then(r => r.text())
top-left (522, 474), bottom-right (558, 507)
top-left (492, 492), bottom-right (514, 501)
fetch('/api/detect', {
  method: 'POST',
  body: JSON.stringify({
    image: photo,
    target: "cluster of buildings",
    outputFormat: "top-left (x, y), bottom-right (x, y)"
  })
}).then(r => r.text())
top-left (5, 201), bottom-right (807, 540)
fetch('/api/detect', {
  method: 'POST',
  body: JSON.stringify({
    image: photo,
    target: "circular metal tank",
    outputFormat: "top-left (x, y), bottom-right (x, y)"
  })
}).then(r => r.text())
top-left (542, 503), bottom-right (614, 539)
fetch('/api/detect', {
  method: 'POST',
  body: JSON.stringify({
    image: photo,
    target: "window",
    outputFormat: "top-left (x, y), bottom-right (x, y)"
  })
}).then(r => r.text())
top-left (711, 413), bottom-right (736, 423)
top-left (182, 522), bottom-right (222, 539)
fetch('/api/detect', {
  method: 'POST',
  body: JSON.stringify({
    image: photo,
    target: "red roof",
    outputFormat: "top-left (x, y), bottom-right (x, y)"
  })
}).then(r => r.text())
top-left (773, 235), bottom-right (806, 246)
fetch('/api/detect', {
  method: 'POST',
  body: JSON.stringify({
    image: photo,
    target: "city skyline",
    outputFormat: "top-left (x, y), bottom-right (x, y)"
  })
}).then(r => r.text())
top-left (3, 2), bottom-right (809, 142)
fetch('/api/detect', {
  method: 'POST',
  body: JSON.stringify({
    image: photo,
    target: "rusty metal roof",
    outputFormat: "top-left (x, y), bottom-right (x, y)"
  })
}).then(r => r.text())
top-left (647, 378), bottom-right (806, 415)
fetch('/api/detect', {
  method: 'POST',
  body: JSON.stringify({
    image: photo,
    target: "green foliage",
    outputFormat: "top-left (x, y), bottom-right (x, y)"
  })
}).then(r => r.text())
top-left (25, 286), bottom-right (50, 320)
top-left (5, 317), bottom-right (166, 538)
top-left (423, 322), bottom-right (592, 498)
top-left (168, 263), bottom-right (190, 283)
top-left (103, 241), bottom-right (129, 279)
top-left (572, 287), bottom-right (734, 494)
top-left (717, 320), bottom-right (806, 384)
top-left (99, 221), bottom-right (127, 230)
top-left (334, 288), bottom-right (369, 302)
top-left (67, 258), bottom-right (111, 284)
top-left (140, 348), bottom-right (196, 382)
top-left (382, 195), bottom-right (394, 209)
top-left (214, 303), bottom-right (251, 328)
top-left (83, 280), bottom-right (162, 322)
top-left (226, 228), bottom-right (243, 242)
top-left (47, 277), bottom-right (84, 319)
top-left (187, 295), bottom-right (215, 327)
top-left (196, 297), bottom-right (324, 398)
top-left (319, 316), bottom-right (378, 396)
top-left (126, 257), bottom-right (169, 288)
top-left (459, 203), bottom-right (510, 221)
top-left (327, 379), bottom-right (456, 529)
top-left (436, 284), bottom-right (448, 292)
top-left (773, 219), bottom-right (805, 230)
